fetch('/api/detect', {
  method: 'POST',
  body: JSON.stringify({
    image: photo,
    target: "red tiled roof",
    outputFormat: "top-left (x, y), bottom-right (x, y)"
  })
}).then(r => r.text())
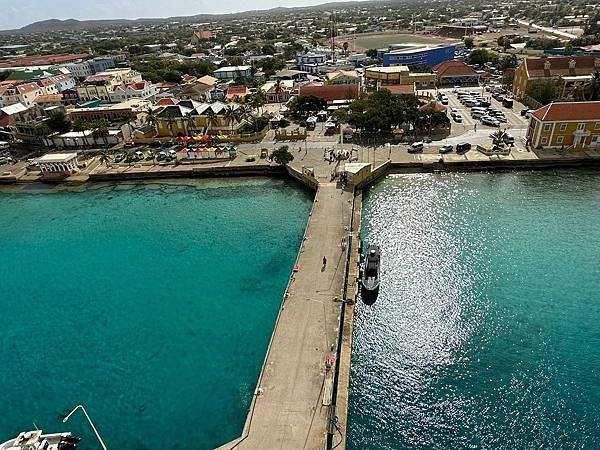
top-left (0, 53), bottom-right (88, 69)
top-left (525, 56), bottom-right (600, 78)
top-left (433, 60), bottom-right (478, 78)
top-left (382, 84), bottom-right (415, 95)
top-left (419, 101), bottom-right (447, 112)
top-left (227, 86), bottom-right (248, 95)
top-left (34, 94), bottom-right (63, 103)
top-left (156, 98), bottom-right (179, 106)
top-left (18, 82), bottom-right (42, 94)
top-left (298, 84), bottom-right (359, 102)
top-left (532, 101), bottom-right (600, 121)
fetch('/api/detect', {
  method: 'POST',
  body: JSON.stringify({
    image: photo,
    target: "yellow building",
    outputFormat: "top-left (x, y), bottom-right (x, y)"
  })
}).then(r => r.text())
top-left (526, 101), bottom-right (600, 150)
top-left (364, 66), bottom-right (436, 89)
top-left (154, 100), bottom-right (244, 137)
top-left (513, 56), bottom-right (600, 100)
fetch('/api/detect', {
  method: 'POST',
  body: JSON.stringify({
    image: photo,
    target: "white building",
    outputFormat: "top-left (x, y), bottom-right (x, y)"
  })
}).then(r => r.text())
top-left (37, 152), bottom-right (79, 176)
top-left (76, 68), bottom-right (143, 102)
top-left (297, 53), bottom-right (327, 74)
top-left (109, 81), bottom-right (158, 103)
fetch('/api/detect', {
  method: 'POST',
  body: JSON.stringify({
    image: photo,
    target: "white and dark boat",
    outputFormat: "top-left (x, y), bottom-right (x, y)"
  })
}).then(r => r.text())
top-left (360, 244), bottom-right (381, 304)
top-left (0, 430), bottom-right (80, 450)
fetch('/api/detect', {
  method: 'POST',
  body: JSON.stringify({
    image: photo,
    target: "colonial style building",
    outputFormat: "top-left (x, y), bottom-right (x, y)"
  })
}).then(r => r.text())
top-left (154, 100), bottom-right (245, 137)
top-left (433, 61), bottom-right (480, 86)
top-left (513, 56), bottom-right (600, 100)
top-left (526, 101), bottom-right (600, 150)
top-left (364, 65), bottom-right (436, 89)
top-left (76, 68), bottom-right (143, 102)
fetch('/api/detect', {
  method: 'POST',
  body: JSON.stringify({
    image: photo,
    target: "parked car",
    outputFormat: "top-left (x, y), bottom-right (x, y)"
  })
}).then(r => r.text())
top-left (114, 152), bottom-right (125, 162)
top-left (478, 100), bottom-right (491, 107)
top-left (124, 141), bottom-right (135, 148)
top-left (134, 150), bottom-right (144, 160)
top-left (481, 116), bottom-right (500, 127)
top-left (471, 110), bottom-right (485, 119)
top-left (168, 149), bottom-right (178, 159)
top-left (456, 142), bottom-right (472, 153)
top-left (439, 144), bottom-right (453, 154)
top-left (408, 142), bottom-right (424, 153)
top-left (440, 95), bottom-right (449, 105)
top-left (149, 141), bottom-right (162, 147)
top-left (451, 112), bottom-right (463, 123)
top-left (502, 98), bottom-right (514, 108)
top-left (157, 151), bottom-right (167, 161)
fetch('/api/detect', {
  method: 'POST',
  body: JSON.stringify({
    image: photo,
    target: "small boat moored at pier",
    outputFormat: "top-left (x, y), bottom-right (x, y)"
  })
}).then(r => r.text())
top-left (0, 430), bottom-right (79, 450)
top-left (360, 244), bottom-right (381, 304)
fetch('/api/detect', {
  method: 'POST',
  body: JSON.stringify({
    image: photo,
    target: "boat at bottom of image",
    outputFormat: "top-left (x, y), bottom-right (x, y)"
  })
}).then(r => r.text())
top-left (360, 244), bottom-right (381, 305)
top-left (0, 430), bottom-right (80, 450)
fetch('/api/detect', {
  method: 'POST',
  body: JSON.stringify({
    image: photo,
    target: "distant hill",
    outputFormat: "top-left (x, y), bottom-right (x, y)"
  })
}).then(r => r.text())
top-left (5, 1), bottom-right (384, 34)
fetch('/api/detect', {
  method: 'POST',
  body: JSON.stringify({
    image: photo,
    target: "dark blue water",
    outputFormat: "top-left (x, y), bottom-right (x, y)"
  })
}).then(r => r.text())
top-left (349, 171), bottom-right (600, 450)
top-left (0, 179), bottom-right (313, 449)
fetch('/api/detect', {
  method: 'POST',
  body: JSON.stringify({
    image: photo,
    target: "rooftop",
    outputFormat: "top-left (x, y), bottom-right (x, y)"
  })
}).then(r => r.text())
top-left (532, 101), bottom-right (600, 122)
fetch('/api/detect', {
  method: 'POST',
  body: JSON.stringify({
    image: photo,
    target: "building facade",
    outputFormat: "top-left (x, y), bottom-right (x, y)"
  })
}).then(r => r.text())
top-left (526, 101), bottom-right (600, 150)
top-left (382, 44), bottom-right (456, 68)
top-left (513, 56), bottom-right (600, 100)
top-left (297, 54), bottom-right (327, 74)
top-left (213, 66), bottom-right (252, 81)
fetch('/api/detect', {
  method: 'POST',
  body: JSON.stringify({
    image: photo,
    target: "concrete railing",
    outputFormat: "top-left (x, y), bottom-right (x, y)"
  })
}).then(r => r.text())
top-left (285, 165), bottom-right (319, 191)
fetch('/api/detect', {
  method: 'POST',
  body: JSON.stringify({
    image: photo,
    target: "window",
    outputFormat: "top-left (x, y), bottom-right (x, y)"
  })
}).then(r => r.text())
top-left (543, 123), bottom-right (551, 131)
top-left (541, 137), bottom-right (548, 145)
top-left (556, 136), bottom-right (564, 144)
top-left (577, 123), bottom-right (586, 131)
top-left (595, 122), bottom-right (600, 130)
top-left (560, 123), bottom-right (567, 131)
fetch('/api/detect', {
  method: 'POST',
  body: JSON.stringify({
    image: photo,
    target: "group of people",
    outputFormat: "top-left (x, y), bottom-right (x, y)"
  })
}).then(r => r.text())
top-left (325, 149), bottom-right (351, 164)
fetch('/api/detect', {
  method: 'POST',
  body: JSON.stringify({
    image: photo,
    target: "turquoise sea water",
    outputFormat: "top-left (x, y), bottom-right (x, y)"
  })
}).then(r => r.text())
top-left (349, 171), bottom-right (600, 450)
top-left (0, 179), bottom-right (313, 449)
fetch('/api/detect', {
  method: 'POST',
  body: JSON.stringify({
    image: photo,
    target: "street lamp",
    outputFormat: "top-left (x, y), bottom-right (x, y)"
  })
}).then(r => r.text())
top-left (63, 405), bottom-right (108, 450)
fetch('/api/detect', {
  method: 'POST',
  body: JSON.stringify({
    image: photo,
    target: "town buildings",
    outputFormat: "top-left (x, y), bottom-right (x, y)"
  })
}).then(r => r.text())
top-left (76, 68), bottom-right (143, 102)
top-left (513, 56), bottom-right (600, 100)
top-left (364, 66), bottom-right (436, 89)
top-left (433, 60), bottom-right (480, 85)
top-left (526, 101), bottom-right (600, 150)
top-left (297, 53), bottom-right (327, 74)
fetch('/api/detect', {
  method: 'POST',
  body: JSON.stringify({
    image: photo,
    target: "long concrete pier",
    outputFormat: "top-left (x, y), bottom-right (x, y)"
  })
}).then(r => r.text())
top-left (218, 182), bottom-right (353, 450)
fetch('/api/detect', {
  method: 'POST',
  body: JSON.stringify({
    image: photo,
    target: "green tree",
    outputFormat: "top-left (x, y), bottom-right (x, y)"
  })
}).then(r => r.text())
top-left (466, 48), bottom-right (499, 65)
top-left (270, 145), bottom-right (294, 166)
top-left (464, 36), bottom-right (474, 49)
top-left (47, 109), bottom-right (72, 134)
top-left (365, 48), bottom-right (378, 58)
top-left (526, 78), bottom-right (562, 105)
top-left (262, 44), bottom-right (276, 55)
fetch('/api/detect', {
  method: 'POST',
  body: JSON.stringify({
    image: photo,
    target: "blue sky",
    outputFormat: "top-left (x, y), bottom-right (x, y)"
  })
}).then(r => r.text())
top-left (0, 0), bottom-right (337, 30)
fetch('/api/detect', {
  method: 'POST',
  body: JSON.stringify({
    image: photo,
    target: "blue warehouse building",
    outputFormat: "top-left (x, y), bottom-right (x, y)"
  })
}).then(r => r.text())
top-left (382, 44), bottom-right (457, 68)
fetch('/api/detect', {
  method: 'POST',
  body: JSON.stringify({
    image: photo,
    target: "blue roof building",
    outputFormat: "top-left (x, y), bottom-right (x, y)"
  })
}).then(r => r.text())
top-left (382, 44), bottom-right (457, 68)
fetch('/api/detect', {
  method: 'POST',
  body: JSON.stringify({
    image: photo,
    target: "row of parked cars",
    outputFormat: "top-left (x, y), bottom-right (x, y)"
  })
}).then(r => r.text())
top-left (456, 91), bottom-right (509, 127)
top-left (408, 141), bottom-right (472, 154)
top-left (114, 148), bottom-right (178, 163)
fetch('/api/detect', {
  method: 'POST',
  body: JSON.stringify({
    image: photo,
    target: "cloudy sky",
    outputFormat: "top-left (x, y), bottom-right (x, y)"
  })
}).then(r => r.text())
top-left (0, 0), bottom-right (337, 30)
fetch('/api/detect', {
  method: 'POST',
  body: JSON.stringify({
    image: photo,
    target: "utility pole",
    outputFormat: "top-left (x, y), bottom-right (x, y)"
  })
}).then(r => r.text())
top-left (330, 14), bottom-right (336, 65)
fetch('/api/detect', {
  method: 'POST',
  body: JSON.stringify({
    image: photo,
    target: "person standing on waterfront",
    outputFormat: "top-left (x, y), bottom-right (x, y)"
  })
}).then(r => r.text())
top-left (322, 256), bottom-right (327, 268)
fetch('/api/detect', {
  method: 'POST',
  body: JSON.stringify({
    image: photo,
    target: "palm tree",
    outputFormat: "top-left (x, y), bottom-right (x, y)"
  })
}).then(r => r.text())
top-left (223, 106), bottom-right (237, 134)
top-left (568, 82), bottom-right (586, 101)
top-left (184, 111), bottom-right (196, 135)
top-left (205, 108), bottom-right (219, 135)
top-left (584, 70), bottom-right (600, 101)
top-left (97, 149), bottom-right (111, 167)
top-left (274, 80), bottom-right (284, 104)
top-left (166, 112), bottom-right (176, 138)
top-left (35, 123), bottom-right (53, 145)
top-left (250, 90), bottom-right (266, 115)
top-left (120, 113), bottom-right (136, 141)
top-left (92, 126), bottom-right (110, 147)
top-left (145, 107), bottom-right (157, 128)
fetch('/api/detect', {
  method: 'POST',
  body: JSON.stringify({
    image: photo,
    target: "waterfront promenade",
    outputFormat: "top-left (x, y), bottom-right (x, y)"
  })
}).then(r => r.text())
top-left (219, 183), bottom-right (352, 450)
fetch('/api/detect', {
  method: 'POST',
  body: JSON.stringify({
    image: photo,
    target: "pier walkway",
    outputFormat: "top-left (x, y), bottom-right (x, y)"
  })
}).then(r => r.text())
top-left (219, 183), bottom-right (352, 450)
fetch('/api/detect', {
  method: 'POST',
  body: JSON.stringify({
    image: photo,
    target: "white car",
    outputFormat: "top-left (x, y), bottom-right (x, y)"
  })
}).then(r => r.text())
top-left (481, 116), bottom-right (500, 127)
